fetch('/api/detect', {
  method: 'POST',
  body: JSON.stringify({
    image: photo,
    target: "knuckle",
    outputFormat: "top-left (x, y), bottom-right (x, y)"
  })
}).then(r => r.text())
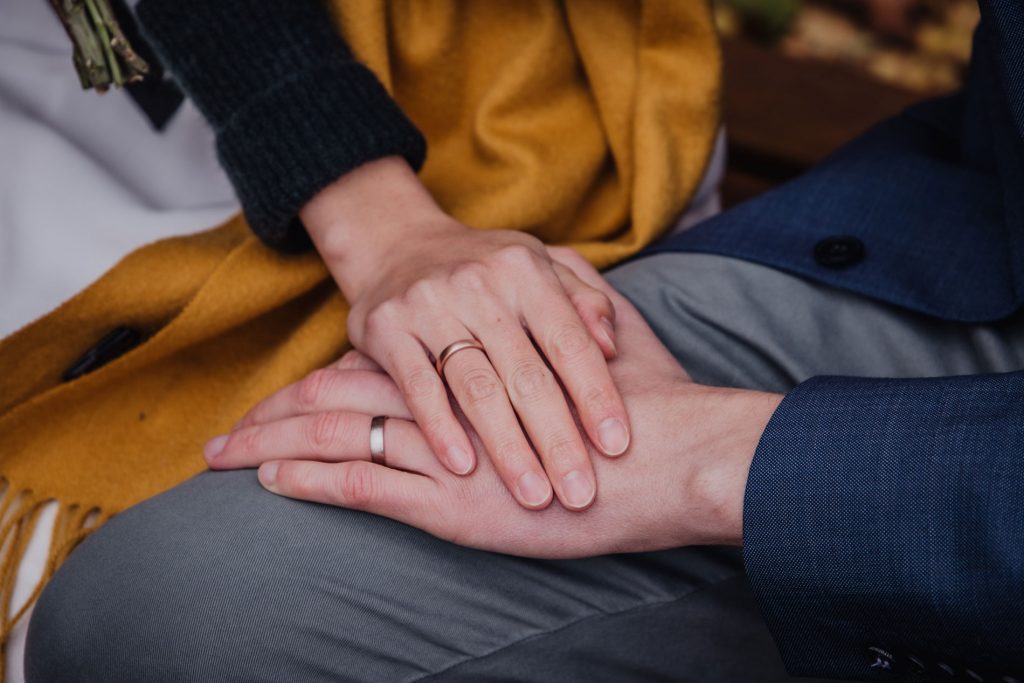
top-left (335, 350), bottom-right (363, 370)
top-left (493, 244), bottom-right (539, 269)
top-left (234, 411), bottom-right (255, 430)
top-left (278, 464), bottom-right (314, 497)
top-left (338, 462), bottom-right (378, 507)
top-left (297, 369), bottom-right (333, 410)
top-left (363, 301), bottom-right (400, 337)
top-left (509, 362), bottom-right (554, 402)
top-left (491, 436), bottom-right (529, 465)
top-left (549, 322), bottom-right (593, 361)
top-left (448, 262), bottom-right (487, 291)
top-left (547, 245), bottom-right (574, 261)
top-left (546, 437), bottom-right (585, 467)
top-left (233, 428), bottom-right (262, 456)
top-left (402, 366), bottom-right (439, 400)
top-left (558, 248), bottom-right (590, 271)
top-left (460, 368), bottom-right (502, 404)
top-left (404, 278), bottom-right (439, 306)
top-left (576, 291), bottom-right (612, 316)
top-left (582, 385), bottom-right (614, 416)
top-left (307, 411), bottom-right (343, 451)
top-left (421, 412), bottom-right (450, 441)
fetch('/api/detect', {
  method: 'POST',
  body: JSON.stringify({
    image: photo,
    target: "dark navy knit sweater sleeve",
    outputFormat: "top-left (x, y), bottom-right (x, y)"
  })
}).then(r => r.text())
top-left (743, 372), bottom-right (1024, 680)
top-left (135, 0), bottom-right (427, 252)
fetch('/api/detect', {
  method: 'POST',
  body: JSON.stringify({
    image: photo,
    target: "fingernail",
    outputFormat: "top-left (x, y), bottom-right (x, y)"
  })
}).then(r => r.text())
top-left (259, 462), bottom-right (279, 490)
top-left (561, 470), bottom-right (595, 509)
top-left (204, 434), bottom-right (228, 461)
top-left (599, 317), bottom-right (617, 354)
top-left (598, 418), bottom-right (630, 456)
top-left (516, 471), bottom-right (552, 507)
top-left (448, 447), bottom-right (474, 475)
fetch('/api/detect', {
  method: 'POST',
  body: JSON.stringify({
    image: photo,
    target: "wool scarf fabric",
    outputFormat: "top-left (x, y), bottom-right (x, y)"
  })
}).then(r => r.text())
top-left (0, 0), bottom-right (720, 655)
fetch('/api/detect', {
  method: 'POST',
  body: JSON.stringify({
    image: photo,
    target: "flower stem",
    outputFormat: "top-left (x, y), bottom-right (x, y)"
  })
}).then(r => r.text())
top-left (47, 0), bottom-right (150, 92)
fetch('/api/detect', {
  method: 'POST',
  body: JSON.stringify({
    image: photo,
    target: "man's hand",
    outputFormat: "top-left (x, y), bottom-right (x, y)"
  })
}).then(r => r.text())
top-left (204, 248), bottom-right (781, 557)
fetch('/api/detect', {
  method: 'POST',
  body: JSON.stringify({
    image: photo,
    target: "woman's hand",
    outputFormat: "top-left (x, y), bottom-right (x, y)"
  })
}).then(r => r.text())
top-left (206, 250), bottom-right (781, 556)
top-left (292, 156), bottom-right (631, 511)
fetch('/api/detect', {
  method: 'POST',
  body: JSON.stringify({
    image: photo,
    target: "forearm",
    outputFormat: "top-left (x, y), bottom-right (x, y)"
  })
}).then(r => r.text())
top-left (135, 0), bottom-right (426, 251)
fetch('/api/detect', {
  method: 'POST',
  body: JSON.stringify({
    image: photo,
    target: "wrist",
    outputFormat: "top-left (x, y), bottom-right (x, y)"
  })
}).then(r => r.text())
top-left (680, 386), bottom-right (783, 547)
top-left (299, 156), bottom-right (457, 298)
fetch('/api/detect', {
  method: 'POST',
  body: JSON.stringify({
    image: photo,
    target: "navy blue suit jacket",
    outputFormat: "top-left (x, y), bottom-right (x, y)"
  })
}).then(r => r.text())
top-left (651, 2), bottom-right (1024, 679)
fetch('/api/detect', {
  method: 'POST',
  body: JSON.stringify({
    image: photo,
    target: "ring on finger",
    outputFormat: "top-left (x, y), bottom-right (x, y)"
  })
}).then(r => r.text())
top-left (435, 339), bottom-right (486, 376)
top-left (369, 415), bottom-right (387, 466)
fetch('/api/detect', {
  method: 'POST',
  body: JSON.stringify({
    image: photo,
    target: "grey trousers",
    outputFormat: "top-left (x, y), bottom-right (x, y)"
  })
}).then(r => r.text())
top-left (25, 253), bottom-right (1024, 682)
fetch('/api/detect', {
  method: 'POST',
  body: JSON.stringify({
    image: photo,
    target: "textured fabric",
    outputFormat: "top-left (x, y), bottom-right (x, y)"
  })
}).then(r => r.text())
top-left (27, 472), bottom-right (788, 683)
top-left (326, 0), bottom-right (721, 267)
top-left (648, 2), bottom-right (1024, 323)
top-left (135, 0), bottom-right (427, 252)
top-left (619, 5), bottom-right (1024, 675)
top-left (27, 252), bottom-right (1024, 681)
top-left (745, 373), bottom-right (1024, 680)
top-left (980, 0), bottom-right (1024, 140)
top-left (0, 3), bottom-right (238, 678)
top-left (0, 0), bottom-right (721, 655)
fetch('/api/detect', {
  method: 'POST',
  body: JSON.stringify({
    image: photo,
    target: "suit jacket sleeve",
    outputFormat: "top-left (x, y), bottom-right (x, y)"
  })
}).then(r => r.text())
top-left (135, 0), bottom-right (427, 252)
top-left (742, 371), bottom-right (1024, 680)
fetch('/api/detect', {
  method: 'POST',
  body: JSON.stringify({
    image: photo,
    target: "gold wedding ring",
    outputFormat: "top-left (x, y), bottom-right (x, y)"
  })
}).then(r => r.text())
top-left (435, 339), bottom-right (486, 376)
top-left (369, 415), bottom-right (387, 465)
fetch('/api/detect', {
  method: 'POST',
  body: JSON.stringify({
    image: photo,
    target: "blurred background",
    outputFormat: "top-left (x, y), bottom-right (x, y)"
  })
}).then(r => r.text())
top-left (712, 0), bottom-right (977, 205)
top-left (1, 0), bottom-right (980, 339)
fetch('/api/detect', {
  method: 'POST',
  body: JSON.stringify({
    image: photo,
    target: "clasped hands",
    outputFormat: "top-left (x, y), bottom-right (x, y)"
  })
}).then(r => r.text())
top-left (204, 245), bottom-right (781, 557)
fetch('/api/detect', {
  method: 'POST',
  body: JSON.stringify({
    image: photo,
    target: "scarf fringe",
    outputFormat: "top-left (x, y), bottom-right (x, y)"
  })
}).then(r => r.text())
top-left (0, 482), bottom-right (105, 679)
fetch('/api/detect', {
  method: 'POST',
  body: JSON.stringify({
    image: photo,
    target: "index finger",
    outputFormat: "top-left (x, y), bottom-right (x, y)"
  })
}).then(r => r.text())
top-left (234, 369), bottom-right (411, 431)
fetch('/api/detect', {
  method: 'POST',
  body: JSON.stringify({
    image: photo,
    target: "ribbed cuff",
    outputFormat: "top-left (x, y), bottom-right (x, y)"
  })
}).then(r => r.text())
top-left (215, 61), bottom-right (427, 251)
top-left (136, 0), bottom-right (427, 251)
top-left (135, 0), bottom-right (353, 127)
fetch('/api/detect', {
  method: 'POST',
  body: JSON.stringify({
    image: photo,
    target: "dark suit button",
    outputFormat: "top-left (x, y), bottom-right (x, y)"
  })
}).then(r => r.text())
top-left (866, 646), bottom-right (895, 672)
top-left (965, 670), bottom-right (986, 683)
top-left (936, 662), bottom-right (956, 677)
top-left (814, 236), bottom-right (865, 269)
top-left (1001, 677), bottom-right (1021, 683)
top-left (62, 326), bottom-right (142, 382)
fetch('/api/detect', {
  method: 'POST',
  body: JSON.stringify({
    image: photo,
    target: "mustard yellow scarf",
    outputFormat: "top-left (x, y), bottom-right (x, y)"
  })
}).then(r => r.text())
top-left (0, 0), bottom-right (720, 653)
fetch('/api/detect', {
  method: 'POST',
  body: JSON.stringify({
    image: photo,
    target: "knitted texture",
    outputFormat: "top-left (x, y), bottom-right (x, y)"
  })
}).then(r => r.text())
top-left (136, 0), bottom-right (427, 251)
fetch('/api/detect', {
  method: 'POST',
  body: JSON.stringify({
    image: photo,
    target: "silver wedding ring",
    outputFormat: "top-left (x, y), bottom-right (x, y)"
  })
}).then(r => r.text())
top-left (369, 415), bottom-right (387, 465)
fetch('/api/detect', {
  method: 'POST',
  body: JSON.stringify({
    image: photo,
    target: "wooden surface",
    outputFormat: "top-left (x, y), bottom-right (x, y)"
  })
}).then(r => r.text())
top-left (720, 38), bottom-right (938, 206)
